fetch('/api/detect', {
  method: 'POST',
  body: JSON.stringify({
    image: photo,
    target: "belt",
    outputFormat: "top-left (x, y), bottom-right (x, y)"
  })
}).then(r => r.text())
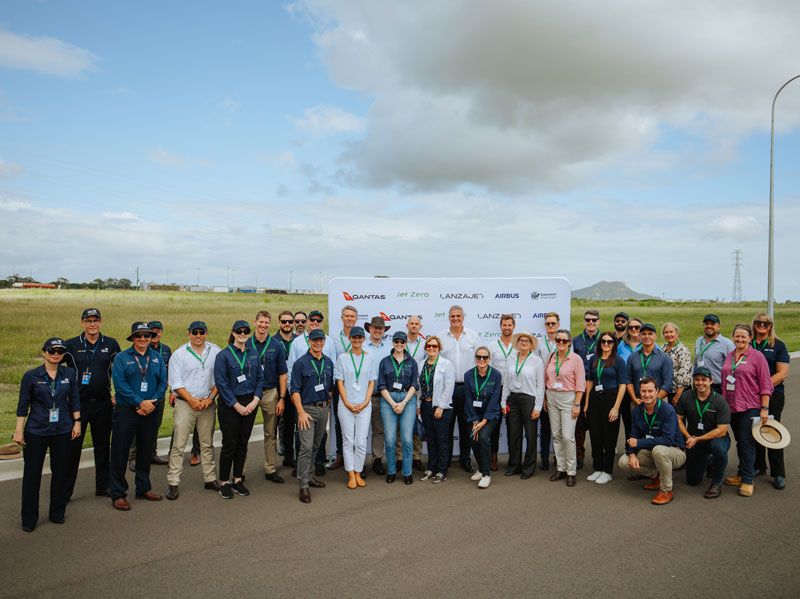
top-left (454, 382), bottom-right (464, 386)
top-left (307, 400), bottom-right (329, 408)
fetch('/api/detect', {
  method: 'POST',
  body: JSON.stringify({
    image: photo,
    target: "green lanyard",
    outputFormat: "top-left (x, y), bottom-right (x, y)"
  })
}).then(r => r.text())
top-left (473, 367), bottom-right (492, 398)
top-left (595, 359), bottom-right (605, 382)
top-left (303, 334), bottom-right (310, 348)
top-left (251, 336), bottom-right (272, 361)
top-left (582, 332), bottom-right (598, 353)
top-left (340, 332), bottom-right (351, 353)
top-left (227, 345), bottom-right (248, 373)
top-left (731, 353), bottom-right (747, 374)
top-left (639, 351), bottom-right (653, 376)
top-left (423, 358), bottom-right (438, 387)
top-left (310, 356), bottom-right (325, 385)
top-left (555, 350), bottom-right (569, 377)
top-left (391, 356), bottom-right (405, 382)
top-left (544, 337), bottom-right (553, 353)
top-left (752, 339), bottom-right (768, 351)
top-left (695, 397), bottom-right (712, 420)
top-left (407, 338), bottom-right (422, 359)
top-left (698, 338), bottom-right (717, 358)
top-left (497, 340), bottom-right (513, 358)
top-left (349, 351), bottom-right (364, 382)
top-left (187, 346), bottom-right (208, 369)
top-left (643, 399), bottom-right (662, 434)
top-left (515, 353), bottom-right (531, 376)
top-left (662, 341), bottom-right (681, 351)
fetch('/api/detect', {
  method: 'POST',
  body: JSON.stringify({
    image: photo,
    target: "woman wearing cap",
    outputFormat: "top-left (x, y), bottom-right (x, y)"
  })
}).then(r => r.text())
top-left (213, 320), bottom-right (264, 499)
top-left (750, 313), bottom-right (791, 490)
top-left (545, 330), bottom-right (586, 487)
top-left (377, 331), bottom-right (419, 484)
top-left (464, 346), bottom-right (502, 488)
top-left (418, 336), bottom-right (455, 483)
top-left (501, 332), bottom-right (544, 480)
top-left (721, 324), bottom-right (773, 497)
top-left (584, 333), bottom-right (628, 485)
top-left (334, 326), bottom-right (376, 489)
top-left (14, 338), bottom-right (81, 531)
top-left (662, 322), bottom-right (692, 405)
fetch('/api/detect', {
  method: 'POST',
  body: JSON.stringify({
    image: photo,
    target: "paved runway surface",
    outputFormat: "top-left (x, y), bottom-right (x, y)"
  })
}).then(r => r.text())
top-left (2, 370), bottom-right (799, 598)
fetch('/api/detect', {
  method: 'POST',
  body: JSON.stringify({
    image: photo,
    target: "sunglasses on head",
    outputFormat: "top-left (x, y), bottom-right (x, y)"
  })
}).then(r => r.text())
top-left (280, 319), bottom-right (293, 325)
top-left (190, 329), bottom-right (207, 335)
top-left (133, 333), bottom-right (152, 339)
top-left (754, 320), bottom-right (772, 327)
top-left (234, 328), bottom-right (251, 335)
top-left (425, 344), bottom-right (439, 349)
top-left (584, 317), bottom-right (598, 323)
top-left (46, 348), bottom-right (66, 355)
top-left (475, 354), bottom-right (490, 361)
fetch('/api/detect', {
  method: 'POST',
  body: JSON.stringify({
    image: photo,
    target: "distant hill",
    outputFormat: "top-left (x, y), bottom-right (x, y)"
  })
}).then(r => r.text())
top-left (572, 281), bottom-right (657, 300)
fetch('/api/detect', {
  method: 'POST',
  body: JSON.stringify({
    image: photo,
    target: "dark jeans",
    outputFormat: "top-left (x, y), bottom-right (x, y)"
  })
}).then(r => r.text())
top-left (22, 432), bottom-right (70, 530)
top-left (66, 397), bottom-right (112, 499)
top-left (281, 397), bottom-right (298, 465)
top-left (507, 392), bottom-right (537, 475)
top-left (755, 392), bottom-right (785, 478)
top-left (731, 408), bottom-right (760, 484)
top-left (588, 389), bottom-right (621, 474)
top-left (448, 383), bottom-right (472, 466)
top-left (110, 405), bottom-right (159, 499)
top-left (421, 401), bottom-right (453, 475)
top-left (539, 409), bottom-right (551, 462)
top-left (686, 435), bottom-right (730, 486)
top-left (129, 397), bottom-right (165, 459)
top-left (217, 396), bottom-right (258, 482)
top-left (471, 420), bottom-right (497, 476)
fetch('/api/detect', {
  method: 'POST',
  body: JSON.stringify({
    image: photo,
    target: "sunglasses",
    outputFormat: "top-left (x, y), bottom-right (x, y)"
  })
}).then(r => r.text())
top-left (393, 339), bottom-right (407, 344)
top-left (280, 320), bottom-right (293, 325)
top-left (555, 338), bottom-right (570, 344)
top-left (309, 318), bottom-right (323, 324)
top-left (545, 321), bottom-right (559, 326)
top-left (600, 339), bottom-right (614, 345)
top-left (234, 328), bottom-right (251, 335)
top-left (627, 325), bottom-right (641, 330)
top-left (83, 319), bottom-right (101, 324)
top-left (584, 318), bottom-right (598, 323)
top-left (425, 344), bottom-right (439, 349)
top-left (133, 333), bottom-right (152, 339)
top-left (294, 319), bottom-right (307, 324)
top-left (753, 320), bottom-right (772, 327)
top-left (46, 348), bottom-right (66, 355)
top-left (350, 335), bottom-right (365, 340)
top-left (190, 329), bottom-right (207, 335)
top-left (475, 355), bottom-right (490, 361)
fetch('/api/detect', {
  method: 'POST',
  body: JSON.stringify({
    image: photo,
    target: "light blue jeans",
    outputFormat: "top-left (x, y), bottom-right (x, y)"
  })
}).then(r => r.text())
top-left (381, 391), bottom-right (417, 477)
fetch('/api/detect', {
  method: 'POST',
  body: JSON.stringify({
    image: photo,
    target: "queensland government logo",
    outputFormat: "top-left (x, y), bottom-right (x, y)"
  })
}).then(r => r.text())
top-left (439, 292), bottom-right (484, 300)
top-left (530, 291), bottom-right (557, 300)
top-left (343, 291), bottom-right (386, 301)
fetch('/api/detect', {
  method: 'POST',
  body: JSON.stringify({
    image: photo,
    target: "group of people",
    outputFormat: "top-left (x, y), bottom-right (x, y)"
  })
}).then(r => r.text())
top-left (14, 304), bottom-right (791, 530)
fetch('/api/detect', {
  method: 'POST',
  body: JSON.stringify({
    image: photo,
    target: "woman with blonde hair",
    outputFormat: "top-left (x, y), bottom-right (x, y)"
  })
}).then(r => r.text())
top-left (662, 322), bottom-right (692, 405)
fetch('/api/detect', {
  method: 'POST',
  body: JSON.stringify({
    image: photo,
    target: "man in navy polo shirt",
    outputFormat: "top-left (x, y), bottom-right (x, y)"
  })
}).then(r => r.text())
top-left (626, 323), bottom-right (673, 404)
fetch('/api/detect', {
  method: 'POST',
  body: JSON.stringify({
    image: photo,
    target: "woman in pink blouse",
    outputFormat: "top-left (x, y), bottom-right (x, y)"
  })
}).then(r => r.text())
top-left (544, 329), bottom-right (586, 487)
top-left (721, 324), bottom-right (773, 497)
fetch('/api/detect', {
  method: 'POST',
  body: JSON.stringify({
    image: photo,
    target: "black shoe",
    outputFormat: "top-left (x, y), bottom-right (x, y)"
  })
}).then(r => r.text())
top-left (461, 462), bottom-right (475, 474)
top-left (22, 525), bottom-right (35, 532)
top-left (505, 468), bottom-right (521, 477)
top-left (521, 469), bottom-right (535, 480)
top-left (754, 468), bottom-right (767, 477)
top-left (232, 481), bottom-right (250, 496)
top-left (49, 516), bottom-right (65, 524)
top-left (576, 459), bottom-right (584, 471)
top-left (299, 488), bottom-right (311, 503)
top-left (549, 471), bottom-right (567, 481)
top-left (166, 485), bottom-right (179, 500)
top-left (315, 463), bottom-right (326, 477)
top-left (566, 475), bottom-right (577, 487)
top-left (386, 474), bottom-right (396, 484)
top-left (412, 459), bottom-right (425, 472)
top-left (403, 475), bottom-right (413, 485)
top-left (264, 472), bottom-right (285, 484)
top-left (219, 484), bottom-right (234, 499)
top-left (539, 460), bottom-right (550, 472)
top-left (204, 481), bottom-right (221, 491)
top-left (373, 459), bottom-right (386, 475)
top-left (151, 455), bottom-right (169, 466)
top-left (309, 477), bottom-right (326, 489)
top-left (95, 488), bottom-right (111, 497)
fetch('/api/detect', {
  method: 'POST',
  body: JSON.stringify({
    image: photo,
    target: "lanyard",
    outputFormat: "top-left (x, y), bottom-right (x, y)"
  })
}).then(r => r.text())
top-left (407, 338), bottom-right (422, 359)
top-left (310, 357), bottom-right (325, 385)
top-left (698, 338), bottom-right (717, 358)
top-left (695, 397), bottom-right (712, 420)
top-left (662, 341), bottom-right (681, 351)
top-left (582, 332), bottom-right (597, 353)
top-left (423, 357), bottom-right (438, 387)
top-left (303, 334), bottom-right (310, 349)
top-left (187, 345), bottom-right (208, 369)
top-left (555, 350), bottom-right (569, 377)
top-left (227, 345), bottom-right (248, 373)
top-left (544, 337), bottom-right (553, 353)
top-left (349, 351), bottom-right (364, 382)
top-left (497, 340), bottom-right (513, 358)
top-left (752, 339), bottom-right (768, 351)
top-left (515, 353), bottom-right (531, 376)
top-left (643, 400), bottom-right (661, 434)
top-left (595, 359), bottom-right (605, 382)
top-left (339, 332), bottom-right (352, 353)
top-left (731, 353), bottom-right (747, 374)
top-left (47, 372), bottom-right (62, 406)
top-left (639, 351), bottom-right (653, 376)
top-left (133, 353), bottom-right (150, 380)
top-left (81, 334), bottom-right (103, 370)
top-left (391, 355), bottom-right (405, 381)
top-left (251, 336), bottom-right (272, 360)
top-left (473, 367), bottom-right (492, 398)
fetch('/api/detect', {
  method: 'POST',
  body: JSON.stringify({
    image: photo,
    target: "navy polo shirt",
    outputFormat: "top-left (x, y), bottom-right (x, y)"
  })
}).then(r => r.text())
top-left (17, 365), bottom-right (80, 436)
top-left (290, 351), bottom-right (334, 405)
top-left (572, 331), bottom-right (599, 376)
top-left (63, 333), bottom-right (121, 401)
top-left (626, 347), bottom-right (674, 395)
top-left (628, 400), bottom-right (685, 453)
top-left (112, 347), bottom-right (168, 408)
top-left (463, 366), bottom-right (502, 422)
top-left (588, 355), bottom-right (629, 390)
top-left (377, 352), bottom-right (419, 393)
top-left (214, 344), bottom-right (264, 407)
top-left (753, 338), bottom-right (790, 394)
top-left (251, 335), bottom-right (288, 391)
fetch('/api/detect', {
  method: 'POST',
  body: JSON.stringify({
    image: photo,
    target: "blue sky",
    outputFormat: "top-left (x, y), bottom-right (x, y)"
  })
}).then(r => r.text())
top-left (1, 1), bottom-right (799, 300)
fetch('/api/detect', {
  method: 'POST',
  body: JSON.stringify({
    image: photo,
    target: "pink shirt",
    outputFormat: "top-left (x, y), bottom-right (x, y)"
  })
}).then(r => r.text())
top-left (720, 347), bottom-right (773, 412)
top-left (545, 351), bottom-right (586, 392)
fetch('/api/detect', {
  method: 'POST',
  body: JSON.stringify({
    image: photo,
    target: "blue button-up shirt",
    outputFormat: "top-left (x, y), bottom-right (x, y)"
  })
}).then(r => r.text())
top-left (617, 340), bottom-right (640, 363)
top-left (377, 352), bottom-right (419, 393)
top-left (17, 365), bottom-right (81, 436)
top-left (112, 346), bottom-right (168, 408)
top-left (214, 344), bottom-right (264, 407)
top-left (572, 330), bottom-right (599, 377)
top-left (627, 400), bottom-right (685, 453)
top-left (63, 333), bottom-right (121, 401)
top-left (290, 351), bottom-right (335, 405)
top-left (626, 346), bottom-right (674, 396)
top-left (251, 335), bottom-right (288, 391)
top-left (463, 366), bottom-right (502, 422)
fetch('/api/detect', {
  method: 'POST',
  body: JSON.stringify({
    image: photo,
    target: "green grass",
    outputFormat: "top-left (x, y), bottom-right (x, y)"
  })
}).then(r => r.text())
top-left (1, 290), bottom-right (797, 444)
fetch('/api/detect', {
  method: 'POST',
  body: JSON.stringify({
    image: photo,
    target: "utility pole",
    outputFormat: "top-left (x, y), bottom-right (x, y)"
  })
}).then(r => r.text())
top-left (135, 267), bottom-right (140, 290)
top-left (197, 268), bottom-right (200, 286)
top-left (289, 270), bottom-right (293, 293)
top-left (731, 250), bottom-right (743, 303)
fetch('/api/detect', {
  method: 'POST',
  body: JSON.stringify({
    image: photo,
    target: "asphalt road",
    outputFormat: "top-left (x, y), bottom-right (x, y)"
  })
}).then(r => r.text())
top-left (1, 369), bottom-right (799, 598)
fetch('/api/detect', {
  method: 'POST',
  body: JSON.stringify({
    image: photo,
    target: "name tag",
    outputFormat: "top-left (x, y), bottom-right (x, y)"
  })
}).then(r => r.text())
top-left (595, 384), bottom-right (604, 392)
top-left (697, 422), bottom-right (704, 431)
top-left (726, 383), bottom-right (735, 391)
top-left (513, 380), bottom-right (522, 389)
top-left (236, 374), bottom-right (247, 383)
top-left (352, 382), bottom-right (361, 392)
top-left (81, 372), bottom-right (91, 385)
top-left (586, 353), bottom-right (594, 362)
top-left (554, 381), bottom-right (564, 390)
top-left (140, 381), bottom-right (148, 393)
top-left (473, 400), bottom-right (483, 408)
top-left (314, 383), bottom-right (324, 392)
top-left (261, 365), bottom-right (265, 371)
top-left (697, 360), bottom-right (705, 367)
top-left (393, 382), bottom-right (403, 390)
top-left (646, 434), bottom-right (654, 440)
top-left (49, 408), bottom-right (60, 423)
top-left (726, 375), bottom-right (736, 384)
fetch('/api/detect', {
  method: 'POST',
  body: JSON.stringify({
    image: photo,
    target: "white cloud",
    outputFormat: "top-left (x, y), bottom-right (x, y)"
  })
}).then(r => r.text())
top-left (706, 215), bottom-right (762, 239)
top-left (101, 210), bottom-right (141, 222)
top-left (292, 104), bottom-right (364, 135)
top-left (148, 147), bottom-right (187, 167)
top-left (0, 29), bottom-right (97, 77)
top-left (0, 199), bottom-right (31, 211)
top-left (0, 158), bottom-right (24, 179)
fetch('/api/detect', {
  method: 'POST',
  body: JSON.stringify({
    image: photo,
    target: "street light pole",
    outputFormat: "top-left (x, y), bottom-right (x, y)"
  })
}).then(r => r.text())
top-left (768, 74), bottom-right (800, 319)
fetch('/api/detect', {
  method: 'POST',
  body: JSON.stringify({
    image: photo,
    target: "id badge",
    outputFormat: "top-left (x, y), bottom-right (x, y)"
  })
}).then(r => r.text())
top-left (697, 422), bottom-right (705, 431)
top-left (140, 381), bottom-right (148, 393)
top-left (261, 365), bottom-right (265, 371)
top-left (237, 374), bottom-right (247, 383)
top-left (726, 383), bottom-right (735, 391)
top-left (314, 383), bottom-right (324, 392)
top-left (513, 380), bottom-right (522, 389)
top-left (473, 400), bottom-right (483, 408)
top-left (595, 384), bottom-right (604, 392)
top-left (352, 382), bottom-right (361, 392)
top-left (393, 382), bottom-right (403, 390)
top-left (81, 372), bottom-right (91, 385)
top-left (49, 408), bottom-right (59, 423)
top-left (554, 381), bottom-right (564, 390)
top-left (646, 434), bottom-right (654, 440)
top-left (586, 353), bottom-right (594, 362)
top-left (726, 375), bottom-right (736, 384)
top-left (697, 360), bottom-right (705, 367)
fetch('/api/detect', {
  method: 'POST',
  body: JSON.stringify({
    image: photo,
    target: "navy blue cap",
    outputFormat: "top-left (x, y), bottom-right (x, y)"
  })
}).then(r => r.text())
top-left (148, 320), bottom-right (164, 330)
top-left (703, 314), bottom-right (720, 324)
top-left (308, 329), bottom-right (325, 340)
top-left (232, 320), bottom-right (250, 332)
top-left (614, 312), bottom-right (629, 320)
top-left (349, 326), bottom-right (366, 338)
top-left (81, 308), bottom-right (101, 320)
top-left (188, 321), bottom-right (207, 332)
top-left (127, 321), bottom-right (155, 341)
top-left (640, 323), bottom-right (656, 333)
top-left (42, 337), bottom-right (66, 351)
top-left (392, 331), bottom-right (408, 342)
top-left (692, 366), bottom-right (713, 378)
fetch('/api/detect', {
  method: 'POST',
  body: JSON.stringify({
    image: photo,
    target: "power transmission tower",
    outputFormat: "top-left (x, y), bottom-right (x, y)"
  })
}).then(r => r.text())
top-left (731, 250), bottom-right (743, 302)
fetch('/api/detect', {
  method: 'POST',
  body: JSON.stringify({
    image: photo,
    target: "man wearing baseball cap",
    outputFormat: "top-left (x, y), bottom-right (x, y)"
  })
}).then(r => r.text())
top-left (626, 323), bottom-right (674, 405)
top-left (694, 314), bottom-right (735, 394)
top-left (63, 308), bottom-right (121, 501)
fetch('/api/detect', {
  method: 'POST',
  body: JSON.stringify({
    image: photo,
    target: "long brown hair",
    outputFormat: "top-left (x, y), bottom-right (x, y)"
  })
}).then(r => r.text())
top-left (595, 331), bottom-right (618, 368)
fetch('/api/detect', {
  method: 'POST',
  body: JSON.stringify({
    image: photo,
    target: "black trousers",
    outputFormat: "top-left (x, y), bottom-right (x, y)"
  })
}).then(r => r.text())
top-left (755, 391), bottom-right (785, 478)
top-left (66, 397), bottom-right (112, 499)
top-left (281, 398), bottom-right (298, 465)
top-left (539, 408), bottom-right (551, 461)
top-left (421, 401), bottom-right (453, 475)
top-left (506, 393), bottom-right (537, 475)
top-left (472, 420), bottom-right (497, 476)
top-left (448, 383), bottom-right (472, 465)
top-left (22, 432), bottom-right (70, 530)
top-left (217, 396), bottom-right (258, 481)
top-left (588, 389), bottom-right (621, 474)
top-left (620, 396), bottom-right (633, 440)
top-left (110, 405), bottom-right (159, 499)
top-left (129, 397), bottom-right (165, 459)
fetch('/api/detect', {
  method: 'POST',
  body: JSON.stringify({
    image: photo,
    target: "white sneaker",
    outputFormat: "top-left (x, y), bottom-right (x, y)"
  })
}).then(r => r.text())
top-left (420, 470), bottom-right (433, 481)
top-left (478, 475), bottom-right (491, 489)
top-left (595, 472), bottom-right (612, 485)
top-left (587, 470), bottom-right (603, 482)
top-left (470, 471), bottom-right (483, 481)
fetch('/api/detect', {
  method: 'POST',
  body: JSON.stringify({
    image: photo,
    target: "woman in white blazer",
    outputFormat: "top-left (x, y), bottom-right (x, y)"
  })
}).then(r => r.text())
top-left (416, 335), bottom-right (455, 483)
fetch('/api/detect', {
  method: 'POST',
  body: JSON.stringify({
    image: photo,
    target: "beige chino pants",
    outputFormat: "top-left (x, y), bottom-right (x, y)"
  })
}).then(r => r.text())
top-left (168, 399), bottom-right (216, 486)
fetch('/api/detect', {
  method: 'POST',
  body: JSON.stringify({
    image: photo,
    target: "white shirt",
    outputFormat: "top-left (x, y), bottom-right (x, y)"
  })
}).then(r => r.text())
top-left (333, 330), bottom-right (354, 360)
top-left (536, 335), bottom-right (556, 365)
top-left (287, 333), bottom-right (336, 381)
top-left (438, 327), bottom-right (478, 383)
top-left (421, 356), bottom-right (456, 410)
top-left (364, 338), bottom-right (391, 383)
top-left (405, 335), bottom-right (427, 370)
top-left (489, 338), bottom-right (517, 386)
top-left (168, 341), bottom-right (221, 399)
top-left (500, 351), bottom-right (545, 412)
top-left (334, 350), bottom-right (376, 404)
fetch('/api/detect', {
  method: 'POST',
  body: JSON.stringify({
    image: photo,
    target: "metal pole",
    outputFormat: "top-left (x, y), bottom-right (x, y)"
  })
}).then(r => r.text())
top-left (768, 74), bottom-right (800, 319)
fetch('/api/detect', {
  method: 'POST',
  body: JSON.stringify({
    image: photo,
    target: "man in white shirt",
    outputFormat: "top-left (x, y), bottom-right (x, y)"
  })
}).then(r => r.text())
top-left (489, 314), bottom-right (517, 471)
top-left (165, 321), bottom-right (221, 499)
top-left (438, 305), bottom-right (478, 473)
top-left (364, 316), bottom-right (391, 475)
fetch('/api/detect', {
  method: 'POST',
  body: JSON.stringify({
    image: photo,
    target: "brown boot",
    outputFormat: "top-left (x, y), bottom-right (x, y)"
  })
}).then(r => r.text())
top-left (346, 471), bottom-right (357, 489)
top-left (355, 472), bottom-right (366, 487)
top-left (652, 490), bottom-right (673, 505)
top-left (643, 475), bottom-right (661, 490)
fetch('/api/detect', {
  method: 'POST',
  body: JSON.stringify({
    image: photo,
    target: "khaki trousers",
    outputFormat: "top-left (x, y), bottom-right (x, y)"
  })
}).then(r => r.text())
top-left (618, 446), bottom-right (686, 491)
top-left (167, 399), bottom-right (216, 485)
top-left (259, 387), bottom-right (279, 475)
